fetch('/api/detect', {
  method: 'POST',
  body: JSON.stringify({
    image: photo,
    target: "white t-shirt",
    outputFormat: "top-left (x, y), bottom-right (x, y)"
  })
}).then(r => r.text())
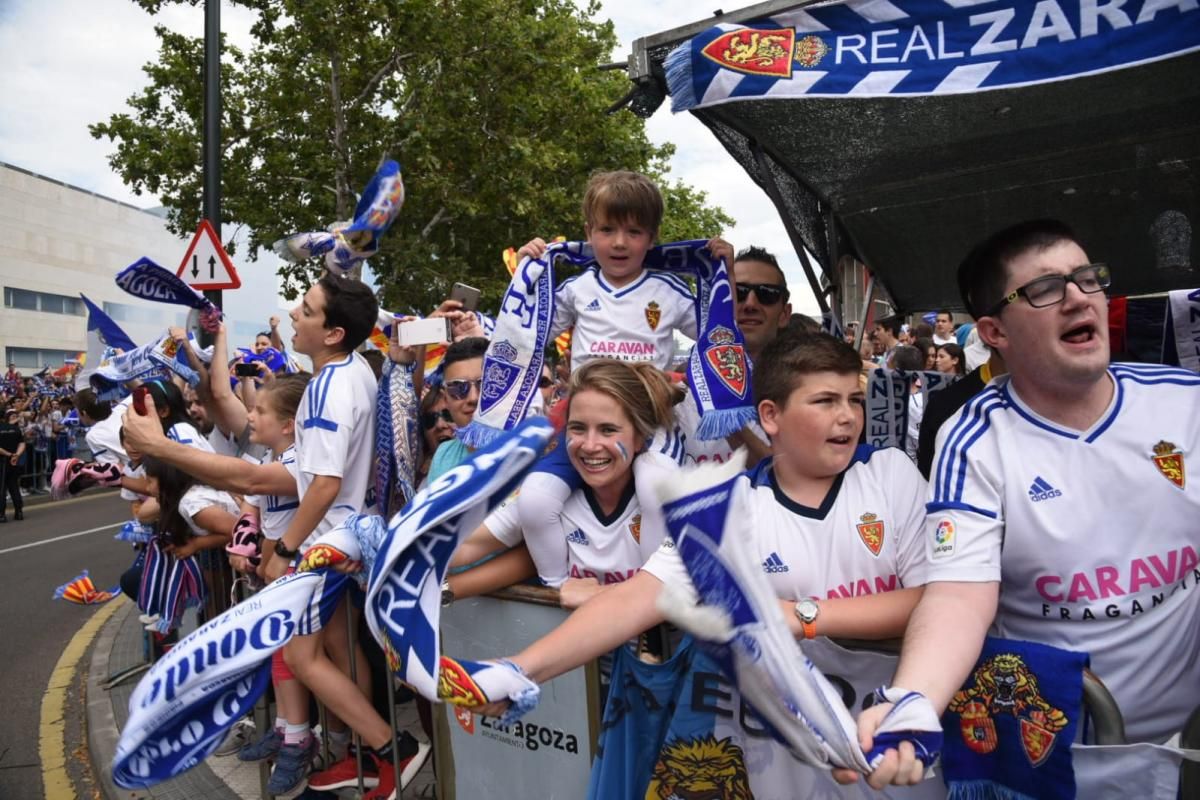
top-left (552, 267), bottom-right (697, 371)
top-left (246, 444), bottom-right (300, 541)
top-left (86, 397), bottom-right (131, 465)
top-left (166, 421), bottom-right (215, 453)
top-left (178, 484), bottom-right (239, 536)
top-left (119, 463), bottom-right (147, 502)
top-left (932, 333), bottom-right (955, 346)
top-left (294, 352), bottom-right (378, 547)
top-left (675, 390), bottom-right (769, 466)
top-left (641, 449), bottom-right (939, 799)
top-left (920, 365), bottom-right (1200, 743)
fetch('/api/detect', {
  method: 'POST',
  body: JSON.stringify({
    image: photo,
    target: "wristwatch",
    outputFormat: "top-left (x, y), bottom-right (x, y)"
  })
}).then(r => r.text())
top-left (793, 598), bottom-right (819, 639)
top-left (441, 580), bottom-right (455, 607)
top-left (274, 539), bottom-right (299, 560)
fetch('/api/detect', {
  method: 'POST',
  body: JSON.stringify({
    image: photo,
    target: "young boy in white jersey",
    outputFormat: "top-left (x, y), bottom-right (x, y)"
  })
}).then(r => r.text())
top-left (515, 172), bottom-right (732, 584)
top-left (466, 332), bottom-right (940, 798)
top-left (855, 220), bottom-right (1200, 790)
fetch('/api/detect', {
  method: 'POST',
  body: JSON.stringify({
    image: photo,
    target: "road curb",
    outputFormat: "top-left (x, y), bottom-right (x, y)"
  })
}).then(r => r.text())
top-left (85, 600), bottom-right (133, 800)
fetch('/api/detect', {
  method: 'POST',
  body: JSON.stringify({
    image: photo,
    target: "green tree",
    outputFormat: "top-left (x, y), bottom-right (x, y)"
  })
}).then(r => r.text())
top-left (91, 0), bottom-right (732, 312)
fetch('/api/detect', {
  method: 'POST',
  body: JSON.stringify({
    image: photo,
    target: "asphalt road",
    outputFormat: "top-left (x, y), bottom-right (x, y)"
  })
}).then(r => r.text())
top-left (0, 491), bottom-right (132, 800)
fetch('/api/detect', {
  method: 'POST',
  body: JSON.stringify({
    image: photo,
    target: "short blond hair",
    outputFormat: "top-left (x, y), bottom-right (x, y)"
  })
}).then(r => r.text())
top-left (581, 170), bottom-right (663, 235)
top-left (568, 359), bottom-right (682, 441)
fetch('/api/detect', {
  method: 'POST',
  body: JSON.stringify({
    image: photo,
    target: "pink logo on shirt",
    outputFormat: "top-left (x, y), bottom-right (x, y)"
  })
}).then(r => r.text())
top-left (825, 574), bottom-right (898, 599)
top-left (589, 341), bottom-right (656, 357)
top-left (1034, 545), bottom-right (1200, 603)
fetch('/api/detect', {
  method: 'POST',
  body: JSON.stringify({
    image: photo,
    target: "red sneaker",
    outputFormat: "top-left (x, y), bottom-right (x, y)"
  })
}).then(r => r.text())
top-left (308, 747), bottom-right (379, 791)
top-left (364, 734), bottom-right (432, 800)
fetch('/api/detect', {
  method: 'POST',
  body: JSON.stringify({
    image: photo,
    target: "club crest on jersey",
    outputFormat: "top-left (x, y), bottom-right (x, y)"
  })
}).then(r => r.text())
top-left (948, 653), bottom-right (1068, 766)
top-left (1151, 440), bottom-right (1185, 489)
top-left (704, 326), bottom-right (748, 398)
top-left (645, 301), bottom-right (661, 331)
top-left (856, 513), bottom-right (884, 557)
top-left (629, 513), bottom-right (641, 544)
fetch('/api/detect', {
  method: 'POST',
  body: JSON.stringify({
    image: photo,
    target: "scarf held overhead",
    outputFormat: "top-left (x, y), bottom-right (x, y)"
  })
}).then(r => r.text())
top-left (462, 239), bottom-right (752, 447)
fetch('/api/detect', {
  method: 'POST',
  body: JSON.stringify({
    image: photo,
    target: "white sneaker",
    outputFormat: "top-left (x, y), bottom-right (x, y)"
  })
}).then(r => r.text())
top-left (213, 718), bottom-right (256, 757)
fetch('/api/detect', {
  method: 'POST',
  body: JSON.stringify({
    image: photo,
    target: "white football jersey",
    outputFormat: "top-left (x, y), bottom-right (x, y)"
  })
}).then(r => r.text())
top-left (86, 397), bottom-right (132, 465)
top-left (553, 267), bottom-right (697, 371)
top-left (641, 448), bottom-right (938, 799)
top-left (246, 444), bottom-right (301, 540)
top-left (921, 364), bottom-right (1200, 743)
top-left (294, 352), bottom-right (378, 548)
top-left (643, 447), bottom-right (928, 603)
top-left (208, 425), bottom-right (270, 465)
top-left (675, 390), bottom-right (769, 466)
top-left (560, 484), bottom-right (661, 586)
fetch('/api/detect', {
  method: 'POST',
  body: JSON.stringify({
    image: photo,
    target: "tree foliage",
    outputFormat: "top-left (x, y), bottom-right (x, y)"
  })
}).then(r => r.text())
top-left (92, 0), bottom-right (732, 312)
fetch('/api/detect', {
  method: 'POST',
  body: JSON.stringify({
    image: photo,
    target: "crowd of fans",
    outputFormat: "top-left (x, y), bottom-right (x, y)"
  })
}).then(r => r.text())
top-left (22, 170), bottom-right (1199, 797)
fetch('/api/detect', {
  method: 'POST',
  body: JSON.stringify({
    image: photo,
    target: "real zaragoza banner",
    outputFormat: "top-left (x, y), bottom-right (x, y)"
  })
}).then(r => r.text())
top-left (666, 0), bottom-right (1200, 111)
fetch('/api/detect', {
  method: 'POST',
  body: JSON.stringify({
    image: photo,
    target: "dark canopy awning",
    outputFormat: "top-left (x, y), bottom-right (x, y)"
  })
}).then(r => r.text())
top-left (624, 2), bottom-right (1200, 312)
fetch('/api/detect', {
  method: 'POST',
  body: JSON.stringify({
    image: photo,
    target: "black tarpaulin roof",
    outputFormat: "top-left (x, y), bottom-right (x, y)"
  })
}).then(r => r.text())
top-left (624, 3), bottom-right (1200, 312)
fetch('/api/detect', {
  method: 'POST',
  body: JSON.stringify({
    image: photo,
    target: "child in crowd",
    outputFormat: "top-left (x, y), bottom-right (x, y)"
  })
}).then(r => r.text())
top-left (222, 374), bottom-right (316, 795)
top-left (513, 171), bottom-right (731, 586)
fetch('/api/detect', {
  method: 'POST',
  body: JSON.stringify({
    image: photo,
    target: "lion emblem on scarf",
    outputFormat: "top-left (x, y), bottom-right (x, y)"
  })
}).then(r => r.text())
top-left (645, 734), bottom-right (752, 800)
top-left (949, 653), bottom-right (1068, 764)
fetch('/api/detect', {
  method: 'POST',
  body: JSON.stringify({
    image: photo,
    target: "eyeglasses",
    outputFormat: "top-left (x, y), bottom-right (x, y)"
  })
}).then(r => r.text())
top-left (443, 378), bottom-right (483, 400)
top-left (421, 408), bottom-right (453, 430)
top-left (538, 375), bottom-right (554, 389)
top-left (983, 263), bottom-right (1111, 317)
top-left (735, 282), bottom-right (789, 306)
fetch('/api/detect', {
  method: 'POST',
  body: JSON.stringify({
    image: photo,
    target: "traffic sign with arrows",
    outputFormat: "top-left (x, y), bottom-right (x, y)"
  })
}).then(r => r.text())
top-left (176, 219), bottom-right (241, 290)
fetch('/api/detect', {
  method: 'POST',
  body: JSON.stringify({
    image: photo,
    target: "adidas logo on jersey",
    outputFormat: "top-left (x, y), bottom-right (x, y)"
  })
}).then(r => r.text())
top-left (1028, 477), bottom-right (1062, 502)
top-left (566, 528), bottom-right (590, 545)
top-left (585, 298), bottom-right (601, 311)
top-left (762, 552), bottom-right (789, 574)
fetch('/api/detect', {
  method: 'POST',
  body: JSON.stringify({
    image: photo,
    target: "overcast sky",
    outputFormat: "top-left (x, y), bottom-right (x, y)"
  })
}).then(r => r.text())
top-left (0, 0), bottom-right (822, 315)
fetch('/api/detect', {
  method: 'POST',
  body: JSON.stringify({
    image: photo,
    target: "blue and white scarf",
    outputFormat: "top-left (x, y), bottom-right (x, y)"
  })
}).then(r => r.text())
top-left (115, 257), bottom-right (222, 315)
top-left (89, 331), bottom-right (200, 399)
top-left (112, 524), bottom-right (373, 789)
top-left (665, 0), bottom-right (1200, 112)
top-left (375, 358), bottom-right (420, 520)
top-left (462, 240), bottom-right (753, 447)
top-left (364, 418), bottom-right (552, 720)
top-left (1165, 287), bottom-right (1200, 372)
top-left (865, 368), bottom-right (958, 451)
top-left (656, 454), bottom-right (943, 774)
top-left (273, 160), bottom-right (405, 276)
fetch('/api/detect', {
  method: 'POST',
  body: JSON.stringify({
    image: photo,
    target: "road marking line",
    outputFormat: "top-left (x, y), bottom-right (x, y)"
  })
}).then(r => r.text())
top-left (0, 523), bottom-right (122, 555)
top-left (40, 597), bottom-right (128, 799)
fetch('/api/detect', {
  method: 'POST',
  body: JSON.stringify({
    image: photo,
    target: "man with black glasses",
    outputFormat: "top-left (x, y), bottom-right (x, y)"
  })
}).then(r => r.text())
top-left (679, 245), bottom-right (791, 466)
top-left (851, 219), bottom-right (1200, 788)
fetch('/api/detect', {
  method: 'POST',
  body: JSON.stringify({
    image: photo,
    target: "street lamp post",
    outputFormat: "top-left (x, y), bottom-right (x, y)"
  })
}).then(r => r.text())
top-left (201, 0), bottom-right (222, 344)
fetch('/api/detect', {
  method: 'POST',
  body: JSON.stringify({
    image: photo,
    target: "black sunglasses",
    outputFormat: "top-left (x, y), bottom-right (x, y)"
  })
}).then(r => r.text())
top-left (983, 263), bottom-right (1111, 317)
top-left (538, 375), bottom-right (554, 389)
top-left (735, 282), bottom-right (789, 306)
top-left (421, 408), bottom-right (454, 430)
top-left (443, 378), bottom-right (483, 400)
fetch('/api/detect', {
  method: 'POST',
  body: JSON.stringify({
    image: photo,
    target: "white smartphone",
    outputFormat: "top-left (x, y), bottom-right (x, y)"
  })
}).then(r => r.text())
top-left (397, 317), bottom-right (452, 347)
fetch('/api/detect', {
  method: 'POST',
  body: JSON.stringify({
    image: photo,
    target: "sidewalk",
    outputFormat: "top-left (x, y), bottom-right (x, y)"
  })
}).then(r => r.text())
top-left (87, 601), bottom-right (437, 799)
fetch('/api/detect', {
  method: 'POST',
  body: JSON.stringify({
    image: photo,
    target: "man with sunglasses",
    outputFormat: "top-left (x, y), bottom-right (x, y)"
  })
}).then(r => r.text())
top-left (680, 245), bottom-right (791, 466)
top-left (852, 219), bottom-right (1200, 790)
